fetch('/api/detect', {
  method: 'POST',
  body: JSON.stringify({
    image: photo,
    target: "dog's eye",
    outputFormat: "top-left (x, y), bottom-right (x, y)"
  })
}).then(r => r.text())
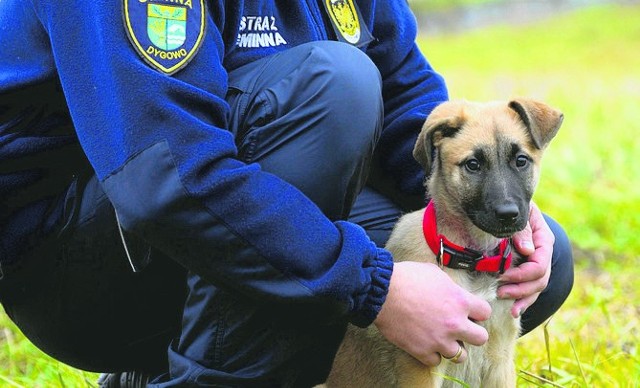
top-left (516, 155), bottom-right (529, 168)
top-left (465, 159), bottom-right (481, 172)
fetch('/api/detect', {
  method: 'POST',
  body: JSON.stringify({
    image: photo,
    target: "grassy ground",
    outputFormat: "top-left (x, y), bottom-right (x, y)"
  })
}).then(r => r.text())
top-left (0, 314), bottom-right (98, 387)
top-left (1, 4), bottom-right (639, 387)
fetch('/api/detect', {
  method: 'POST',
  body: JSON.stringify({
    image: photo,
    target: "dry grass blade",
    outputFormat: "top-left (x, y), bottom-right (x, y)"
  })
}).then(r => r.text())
top-left (569, 339), bottom-right (588, 386)
top-left (544, 318), bottom-right (553, 379)
top-left (0, 375), bottom-right (24, 388)
top-left (518, 370), bottom-right (566, 388)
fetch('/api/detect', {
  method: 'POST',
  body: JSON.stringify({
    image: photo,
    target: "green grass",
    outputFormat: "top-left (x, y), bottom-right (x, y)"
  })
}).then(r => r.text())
top-left (0, 310), bottom-right (99, 387)
top-left (2, 4), bottom-right (639, 387)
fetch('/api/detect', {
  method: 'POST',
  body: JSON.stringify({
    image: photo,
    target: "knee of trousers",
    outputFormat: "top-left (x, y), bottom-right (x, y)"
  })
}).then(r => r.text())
top-left (543, 214), bottom-right (575, 304)
top-left (519, 214), bottom-right (574, 335)
top-left (299, 41), bottom-right (384, 157)
top-left (229, 42), bottom-right (385, 219)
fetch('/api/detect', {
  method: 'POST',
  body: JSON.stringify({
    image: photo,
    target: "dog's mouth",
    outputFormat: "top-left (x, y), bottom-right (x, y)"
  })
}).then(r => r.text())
top-left (489, 229), bottom-right (519, 239)
top-left (471, 217), bottom-right (528, 239)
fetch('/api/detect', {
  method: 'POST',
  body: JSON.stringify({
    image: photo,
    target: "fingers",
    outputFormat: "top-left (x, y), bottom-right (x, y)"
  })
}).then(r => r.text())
top-left (511, 293), bottom-right (539, 318)
top-left (467, 291), bottom-right (492, 322)
top-left (527, 202), bottom-right (555, 256)
top-left (441, 341), bottom-right (467, 364)
top-left (374, 262), bottom-right (491, 368)
top-left (510, 202), bottom-right (554, 263)
top-left (498, 261), bottom-right (548, 296)
top-left (498, 257), bottom-right (550, 316)
top-left (500, 203), bottom-right (553, 286)
top-left (459, 318), bottom-right (489, 347)
top-left (423, 352), bottom-right (444, 367)
top-left (413, 314), bottom-right (486, 367)
top-left (459, 290), bottom-right (491, 346)
top-left (512, 222), bottom-right (534, 256)
top-left (423, 341), bottom-right (471, 366)
top-left (499, 202), bottom-right (554, 315)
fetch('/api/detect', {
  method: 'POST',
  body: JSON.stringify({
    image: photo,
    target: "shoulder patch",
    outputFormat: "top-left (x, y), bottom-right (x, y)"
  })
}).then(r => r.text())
top-left (123, 0), bottom-right (206, 75)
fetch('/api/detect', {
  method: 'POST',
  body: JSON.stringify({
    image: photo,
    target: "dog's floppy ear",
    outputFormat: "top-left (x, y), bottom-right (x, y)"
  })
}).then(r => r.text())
top-left (509, 99), bottom-right (564, 149)
top-left (413, 101), bottom-right (467, 172)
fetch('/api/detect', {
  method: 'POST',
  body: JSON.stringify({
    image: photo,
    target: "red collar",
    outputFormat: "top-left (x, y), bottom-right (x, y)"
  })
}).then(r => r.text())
top-left (422, 200), bottom-right (512, 274)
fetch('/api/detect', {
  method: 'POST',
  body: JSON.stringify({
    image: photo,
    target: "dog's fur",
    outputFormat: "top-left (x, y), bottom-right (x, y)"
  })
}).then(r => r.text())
top-left (325, 99), bottom-right (563, 387)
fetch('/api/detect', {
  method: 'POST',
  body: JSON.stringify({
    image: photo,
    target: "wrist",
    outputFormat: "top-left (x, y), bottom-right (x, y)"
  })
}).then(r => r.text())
top-left (349, 246), bottom-right (393, 328)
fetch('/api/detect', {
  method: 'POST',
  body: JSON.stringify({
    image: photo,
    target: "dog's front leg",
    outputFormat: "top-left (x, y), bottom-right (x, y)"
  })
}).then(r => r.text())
top-left (483, 357), bottom-right (517, 388)
top-left (481, 301), bottom-right (520, 388)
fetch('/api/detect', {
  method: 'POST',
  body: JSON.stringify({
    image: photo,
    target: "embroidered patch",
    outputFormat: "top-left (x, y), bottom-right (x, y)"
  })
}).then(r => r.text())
top-left (123, 0), bottom-right (206, 75)
top-left (322, 0), bottom-right (373, 47)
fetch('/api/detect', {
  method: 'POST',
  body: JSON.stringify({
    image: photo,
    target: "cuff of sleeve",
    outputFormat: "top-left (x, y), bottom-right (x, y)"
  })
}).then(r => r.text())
top-left (349, 246), bottom-right (394, 328)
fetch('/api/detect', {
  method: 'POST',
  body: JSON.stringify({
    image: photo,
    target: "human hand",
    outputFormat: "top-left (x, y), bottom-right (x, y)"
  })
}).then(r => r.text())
top-left (374, 261), bottom-right (491, 366)
top-left (498, 202), bottom-right (554, 318)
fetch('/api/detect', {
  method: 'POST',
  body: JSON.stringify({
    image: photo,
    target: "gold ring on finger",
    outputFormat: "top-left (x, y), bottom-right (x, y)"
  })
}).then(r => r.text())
top-left (442, 343), bottom-right (463, 363)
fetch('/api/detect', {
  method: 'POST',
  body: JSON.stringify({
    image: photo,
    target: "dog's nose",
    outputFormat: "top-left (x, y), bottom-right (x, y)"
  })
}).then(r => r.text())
top-left (495, 204), bottom-right (519, 221)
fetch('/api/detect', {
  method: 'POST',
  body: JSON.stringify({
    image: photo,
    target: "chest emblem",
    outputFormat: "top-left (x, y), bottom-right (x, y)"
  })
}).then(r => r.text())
top-left (124, 0), bottom-right (206, 75)
top-left (325, 0), bottom-right (360, 44)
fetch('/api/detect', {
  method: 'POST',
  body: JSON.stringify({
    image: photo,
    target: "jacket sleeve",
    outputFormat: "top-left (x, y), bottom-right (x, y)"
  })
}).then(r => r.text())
top-left (31, 0), bottom-right (391, 327)
top-left (365, 1), bottom-right (449, 196)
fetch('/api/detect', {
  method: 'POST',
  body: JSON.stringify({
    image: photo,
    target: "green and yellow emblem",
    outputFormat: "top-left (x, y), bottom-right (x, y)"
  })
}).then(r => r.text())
top-left (148, 4), bottom-right (187, 50)
top-left (124, 0), bottom-right (206, 75)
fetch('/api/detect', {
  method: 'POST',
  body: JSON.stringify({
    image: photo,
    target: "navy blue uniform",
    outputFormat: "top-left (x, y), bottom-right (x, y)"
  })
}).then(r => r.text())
top-left (0, 1), bottom-right (573, 386)
top-left (1, 0), bottom-right (441, 315)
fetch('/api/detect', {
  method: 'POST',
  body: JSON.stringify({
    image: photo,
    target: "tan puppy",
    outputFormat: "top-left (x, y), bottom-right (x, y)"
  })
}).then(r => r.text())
top-left (325, 99), bottom-right (563, 387)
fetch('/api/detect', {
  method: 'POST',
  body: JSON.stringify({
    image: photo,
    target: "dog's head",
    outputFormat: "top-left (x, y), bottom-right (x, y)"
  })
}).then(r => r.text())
top-left (413, 99), bottom-right (563, 238)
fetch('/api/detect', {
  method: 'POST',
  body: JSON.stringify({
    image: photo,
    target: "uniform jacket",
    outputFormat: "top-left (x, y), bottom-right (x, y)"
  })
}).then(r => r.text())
top-left (0, 0), bottom-right (448, 326)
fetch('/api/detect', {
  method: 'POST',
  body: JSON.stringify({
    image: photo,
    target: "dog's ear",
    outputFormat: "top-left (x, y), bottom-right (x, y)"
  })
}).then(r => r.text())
top-left (413, 101), bottom-right (467, 172)
top-left (509, 99), bottom-right (564, 149)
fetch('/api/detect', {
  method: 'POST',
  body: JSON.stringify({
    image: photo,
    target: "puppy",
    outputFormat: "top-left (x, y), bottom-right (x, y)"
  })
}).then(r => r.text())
top-left (325, 99), bottom-right (563, 387)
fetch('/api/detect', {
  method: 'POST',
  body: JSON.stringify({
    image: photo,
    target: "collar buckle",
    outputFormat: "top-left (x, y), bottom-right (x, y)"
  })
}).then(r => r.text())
top-left (498, 240), bottom-right (512, 274)
top-left (437, 238), bottom-right (444, 269)
top-left (442, 244), bottom-right (483, 271)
